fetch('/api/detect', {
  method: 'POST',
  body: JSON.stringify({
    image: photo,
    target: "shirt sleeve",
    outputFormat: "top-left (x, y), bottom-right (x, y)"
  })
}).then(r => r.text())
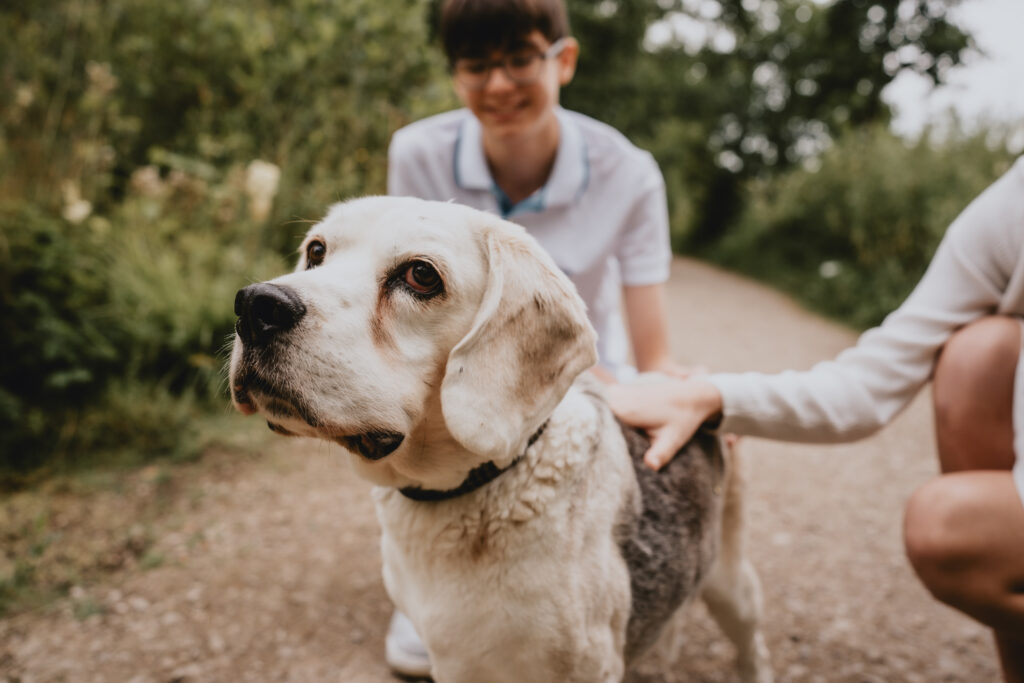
top-left (616, 153), bottom-right (672, 287)
top-left (709, 160), bottom-right (1024, 443)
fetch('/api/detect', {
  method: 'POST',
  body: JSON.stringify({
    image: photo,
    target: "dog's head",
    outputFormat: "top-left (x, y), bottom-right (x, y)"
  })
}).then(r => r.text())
top-left (229, 196), bottom-right (597, 488)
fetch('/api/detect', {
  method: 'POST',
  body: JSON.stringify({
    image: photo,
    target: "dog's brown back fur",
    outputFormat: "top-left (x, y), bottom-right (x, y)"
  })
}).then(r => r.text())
top-left (613, 419), bottom-right (726, 663)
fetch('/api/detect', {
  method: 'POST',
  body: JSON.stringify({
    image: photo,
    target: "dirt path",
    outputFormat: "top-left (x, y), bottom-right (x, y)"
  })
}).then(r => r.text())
top-left (0, 258), bottom-right (1000, 682)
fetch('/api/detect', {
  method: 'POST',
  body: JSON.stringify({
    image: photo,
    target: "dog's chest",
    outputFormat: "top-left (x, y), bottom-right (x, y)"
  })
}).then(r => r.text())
top-left (373, 390), bottom-right (637, 680)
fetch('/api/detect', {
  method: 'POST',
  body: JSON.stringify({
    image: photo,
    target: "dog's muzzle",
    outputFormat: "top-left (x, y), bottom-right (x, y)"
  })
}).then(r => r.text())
top-left (234, 282), bottom-right (306, 347)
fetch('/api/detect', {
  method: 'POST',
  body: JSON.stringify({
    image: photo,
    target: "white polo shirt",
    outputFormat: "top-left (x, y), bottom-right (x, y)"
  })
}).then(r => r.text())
top-left (387, 107), bottom-right (672, 376)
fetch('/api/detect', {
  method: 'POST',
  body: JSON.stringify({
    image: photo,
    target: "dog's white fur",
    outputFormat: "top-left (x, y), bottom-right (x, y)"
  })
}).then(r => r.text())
top-left (229, 197), bottom-right (772, 682)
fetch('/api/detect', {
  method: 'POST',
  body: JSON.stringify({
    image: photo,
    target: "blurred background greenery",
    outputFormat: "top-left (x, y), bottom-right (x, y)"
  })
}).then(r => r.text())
top-left (0, 0), bottom-right (1019, 485)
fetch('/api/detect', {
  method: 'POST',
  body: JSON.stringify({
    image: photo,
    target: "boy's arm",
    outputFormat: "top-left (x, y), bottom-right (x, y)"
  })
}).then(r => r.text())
top-left (623, 282), bottom-right (690, 376)
top-left (614, 155), bottom-right (683, 376)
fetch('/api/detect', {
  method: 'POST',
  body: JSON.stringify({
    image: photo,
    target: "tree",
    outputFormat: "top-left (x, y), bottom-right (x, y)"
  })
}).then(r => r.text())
top-left (562, 0), bottom-right (973, 245)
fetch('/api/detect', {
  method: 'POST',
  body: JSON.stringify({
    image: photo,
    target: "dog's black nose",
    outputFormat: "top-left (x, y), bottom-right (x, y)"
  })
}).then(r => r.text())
top-left (234, 283), bottom-right (307, 346)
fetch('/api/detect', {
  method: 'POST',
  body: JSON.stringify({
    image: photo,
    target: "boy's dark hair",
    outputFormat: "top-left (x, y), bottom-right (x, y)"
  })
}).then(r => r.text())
top-left (439, 0), bottom-right (570, 62)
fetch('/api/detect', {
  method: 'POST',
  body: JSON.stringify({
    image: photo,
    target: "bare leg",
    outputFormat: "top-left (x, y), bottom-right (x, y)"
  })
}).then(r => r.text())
top-left (932, 316), bottom-right (1017, 473)
top-left (905, 316), bottom-right (1024, 681)
top-left (904, 475), bottom-right (1024, 665)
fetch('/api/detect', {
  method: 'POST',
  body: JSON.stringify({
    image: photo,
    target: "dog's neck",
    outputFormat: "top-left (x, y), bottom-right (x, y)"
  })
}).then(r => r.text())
top-left (373, 383), bottom-right (605, 537)
top-left (397, 420), bottom-right (549, 502)
top-left (347, 390), bottom-right (534, 492)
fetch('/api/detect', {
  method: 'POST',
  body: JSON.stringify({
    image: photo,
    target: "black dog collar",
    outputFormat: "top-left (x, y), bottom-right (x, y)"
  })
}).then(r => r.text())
top-left (398, 420), bottom-right (549, 503)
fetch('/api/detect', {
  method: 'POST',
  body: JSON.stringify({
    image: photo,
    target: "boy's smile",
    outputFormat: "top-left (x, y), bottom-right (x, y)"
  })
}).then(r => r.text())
top-left (453, 31), bottom-right (578, 142)
top-left (479, 96), bottom-right (531, 124)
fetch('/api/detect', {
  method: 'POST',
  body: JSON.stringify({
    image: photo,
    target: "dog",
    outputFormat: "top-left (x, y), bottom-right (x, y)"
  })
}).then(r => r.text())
top-left (229, 196), bottom-right (773, 682)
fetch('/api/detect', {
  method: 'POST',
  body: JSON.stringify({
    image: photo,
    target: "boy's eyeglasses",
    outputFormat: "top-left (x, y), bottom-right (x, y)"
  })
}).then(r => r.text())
top-left (453, 38), bottom-right (568, 90)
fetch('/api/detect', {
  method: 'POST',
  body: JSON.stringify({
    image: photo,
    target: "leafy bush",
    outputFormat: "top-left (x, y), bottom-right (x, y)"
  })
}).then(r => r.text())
top-left (711, 125), bottom-right (1017, 329)
top-left (1, 0), bottom-right (454, 233)
top-left (0, 0), bottom-right (454, 482)
top-left (0, 173), bottom-right (287, 483)
top-left (0, 203), bottom-right (118, 469)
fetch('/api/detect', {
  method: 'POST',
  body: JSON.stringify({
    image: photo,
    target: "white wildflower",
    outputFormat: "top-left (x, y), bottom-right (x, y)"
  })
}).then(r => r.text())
top-left (245, 160), bottom-right (281, 221)
top-left (130, 165), bottom-right (166, 198)
top-left (15, 85), bottom-right (34, 108)
top-left (818, 260), bottom-right (842, 279)
top-left (85, 61), bottom-right (118, 94)
top-left (61, 181), bottom-right (92, 224)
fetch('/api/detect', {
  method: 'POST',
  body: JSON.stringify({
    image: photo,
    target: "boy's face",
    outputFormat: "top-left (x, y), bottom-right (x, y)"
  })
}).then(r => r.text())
top-left (452, 30), bottom-right (578, 141)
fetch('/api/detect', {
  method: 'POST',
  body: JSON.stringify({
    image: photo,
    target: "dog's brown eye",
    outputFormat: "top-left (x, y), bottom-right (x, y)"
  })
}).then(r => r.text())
top-left (306, 240), bottom-right (326, 268)
top-left (403, 260), bottom-right (442, 295)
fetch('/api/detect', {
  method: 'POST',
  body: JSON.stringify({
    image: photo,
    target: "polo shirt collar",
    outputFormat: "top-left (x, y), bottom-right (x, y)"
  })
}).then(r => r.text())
top-left (454, 107), bottom-right (589, 210)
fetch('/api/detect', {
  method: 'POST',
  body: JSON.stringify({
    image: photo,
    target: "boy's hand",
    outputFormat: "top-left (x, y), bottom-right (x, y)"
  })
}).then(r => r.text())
top-left (648, 360), bottom-right (708, 381)
top-left (589, 365), bottom-right (618, 384)
top-left (606, 377), bottom-right (724, 470)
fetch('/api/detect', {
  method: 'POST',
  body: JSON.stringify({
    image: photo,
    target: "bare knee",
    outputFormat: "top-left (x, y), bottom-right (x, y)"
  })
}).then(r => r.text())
top-left (904, 477), bottom-right (982, 609)
top-left (933, 316), bottom-right (1019, 472)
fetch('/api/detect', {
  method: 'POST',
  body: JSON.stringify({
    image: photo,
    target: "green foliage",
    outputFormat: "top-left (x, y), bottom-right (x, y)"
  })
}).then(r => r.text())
top-left (0, 0), bottom-right (453, 482)
top-left (1, 0), bottom-right (454, 239)
top-left (712, 125), bottom-right (1016, 328)
top-left (0, 204), bottom-right (114, 407)
top-left (0, 174), bottom-right (288, 482)
top-left (563, 0), bottom-right (973, 245)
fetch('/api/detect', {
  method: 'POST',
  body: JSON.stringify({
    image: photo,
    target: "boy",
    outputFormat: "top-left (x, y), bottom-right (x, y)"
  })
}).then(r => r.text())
top-left (384, 0), bottom-right (686, 674)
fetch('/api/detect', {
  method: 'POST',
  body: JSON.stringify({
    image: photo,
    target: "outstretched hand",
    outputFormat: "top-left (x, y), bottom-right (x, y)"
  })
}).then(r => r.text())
top-left (606, 376), bottom-right (724, 471)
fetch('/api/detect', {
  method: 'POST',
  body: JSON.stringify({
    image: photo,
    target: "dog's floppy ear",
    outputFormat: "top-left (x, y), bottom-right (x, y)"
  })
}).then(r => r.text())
top-left (441, 226), bottom-right (598, 462)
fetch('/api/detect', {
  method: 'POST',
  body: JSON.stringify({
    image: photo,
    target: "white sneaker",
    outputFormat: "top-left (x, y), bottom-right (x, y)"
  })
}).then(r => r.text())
top-left (385, 610), bottom-right (432, 678)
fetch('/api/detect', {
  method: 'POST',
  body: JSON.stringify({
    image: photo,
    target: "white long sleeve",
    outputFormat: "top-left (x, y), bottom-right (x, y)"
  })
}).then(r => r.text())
top-left (709, 157), bottom-right (1024, 444)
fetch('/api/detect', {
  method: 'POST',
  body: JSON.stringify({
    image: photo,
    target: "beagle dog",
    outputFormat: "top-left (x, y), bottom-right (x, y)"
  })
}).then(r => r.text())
top-left (229, 197), bottom-right (772, 683)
